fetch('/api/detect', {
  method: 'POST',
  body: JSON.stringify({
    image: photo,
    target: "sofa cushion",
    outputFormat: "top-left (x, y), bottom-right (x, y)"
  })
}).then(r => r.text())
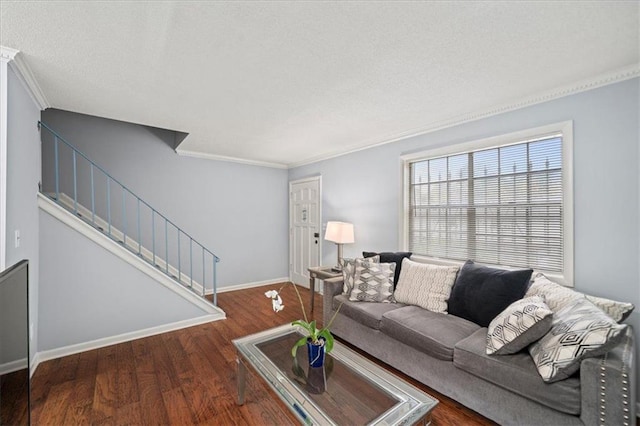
top-left (333, 294), bottom-right (406, 330)
top-left (454, 328), bottom-right (581, 415)
top-left (380, 306), bottom-right (480, 360)
top-left (393, 259), bottom-right (459, 313)
top-left (363, 251), bottom-right (412, 288)
top-left (486, 296), bottom-right (554, 355)
top-left (529, 297), bottom-right (628, 383)
top-left (448, 260), bottom-right (532, 327)
top-left (349, 259), bottom-right (395, 303)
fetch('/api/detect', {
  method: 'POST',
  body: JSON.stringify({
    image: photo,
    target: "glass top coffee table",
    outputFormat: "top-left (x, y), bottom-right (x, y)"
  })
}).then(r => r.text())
top-left (233, 324), bottom-right (438, 425)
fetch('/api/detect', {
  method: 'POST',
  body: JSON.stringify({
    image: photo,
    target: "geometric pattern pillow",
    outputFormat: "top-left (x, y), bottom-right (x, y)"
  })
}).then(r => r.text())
top-left (528, 297), bottom-right (628, 383)
top-left (393, 259), bottom-right (459, 313)
top-left (349, 259), bottom-right (396, 303)
top-left (486, 296), bottom-right (554, 355)
top-left (341, 255), bottom-right (379, 295)
top-left (526, 272), bottom-right (635, 323)
top-left (362, 251), bottom-right (412, 288)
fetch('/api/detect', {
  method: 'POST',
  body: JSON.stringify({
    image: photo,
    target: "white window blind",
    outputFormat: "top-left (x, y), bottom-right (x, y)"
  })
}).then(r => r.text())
top-left (408, 134), bottom-right (563, 273)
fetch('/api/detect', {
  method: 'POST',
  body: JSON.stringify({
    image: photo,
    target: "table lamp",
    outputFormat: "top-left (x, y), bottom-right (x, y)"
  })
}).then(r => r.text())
top-left (324, 221), bottom-right (354, 272)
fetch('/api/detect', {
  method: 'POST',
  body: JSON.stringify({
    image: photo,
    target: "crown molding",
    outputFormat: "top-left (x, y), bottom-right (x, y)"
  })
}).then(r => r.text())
top-left (0, 45), bottom-right (49, 110)
top-left (178, 65), bottom-right (638, 170)
top-left (176, 148), bottom-right (288, 169)
top-left (0, 46), bottom-right (19, 62)
top-left (287, 64), bottom-right (640, 169)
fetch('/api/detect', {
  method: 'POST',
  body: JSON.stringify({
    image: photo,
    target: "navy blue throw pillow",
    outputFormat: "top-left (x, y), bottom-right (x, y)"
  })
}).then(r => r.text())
top-left (447, 260), bottom-right (533, 327)
top-left (362, 251), bottom-right (412, 288)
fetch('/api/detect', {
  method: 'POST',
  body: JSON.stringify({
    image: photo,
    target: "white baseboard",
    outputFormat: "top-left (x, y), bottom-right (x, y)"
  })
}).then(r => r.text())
top-left (30, 313), bottom-right (223, 375)
top-left (28, 275), bottom-right (306, 376)
top-left (29, 353), bottom-right (39, 378)
top-left (213, 277), bottom-right (291, 294)
top-left (0, 358), bottom-right (28, 375)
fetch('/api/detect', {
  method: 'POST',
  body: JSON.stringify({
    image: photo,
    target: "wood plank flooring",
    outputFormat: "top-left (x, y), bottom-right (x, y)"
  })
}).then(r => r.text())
top-left (30, 283), bottom-right (495, 425)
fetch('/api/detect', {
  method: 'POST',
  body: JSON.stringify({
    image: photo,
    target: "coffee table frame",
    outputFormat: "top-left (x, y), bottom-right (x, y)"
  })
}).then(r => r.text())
top-left (233, 324), bottom-right (437, 425)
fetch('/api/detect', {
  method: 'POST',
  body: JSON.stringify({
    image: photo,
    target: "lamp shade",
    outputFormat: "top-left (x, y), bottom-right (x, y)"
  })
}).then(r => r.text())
top-left (324, 221), bottom-right (354, 244)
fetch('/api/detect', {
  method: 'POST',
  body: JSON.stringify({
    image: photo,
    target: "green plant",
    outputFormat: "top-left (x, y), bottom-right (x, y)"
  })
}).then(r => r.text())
top-left (265, 282), bottom-right (342, 357)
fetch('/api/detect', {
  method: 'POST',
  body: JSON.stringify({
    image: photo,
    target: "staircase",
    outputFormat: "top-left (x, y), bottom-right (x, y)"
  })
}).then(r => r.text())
top-left (38, 121), bottom-right (221, 307)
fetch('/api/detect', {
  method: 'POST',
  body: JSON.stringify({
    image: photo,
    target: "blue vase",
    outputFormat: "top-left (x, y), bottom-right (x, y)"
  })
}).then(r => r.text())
top-left (306, 337), bottom-right (326, 368)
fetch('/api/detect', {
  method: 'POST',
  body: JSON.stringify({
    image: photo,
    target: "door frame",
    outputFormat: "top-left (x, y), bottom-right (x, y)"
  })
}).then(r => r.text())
top-left (288, 175), bottom-right (322, 285)
top-left (0, 49), bottom-right (16, 271)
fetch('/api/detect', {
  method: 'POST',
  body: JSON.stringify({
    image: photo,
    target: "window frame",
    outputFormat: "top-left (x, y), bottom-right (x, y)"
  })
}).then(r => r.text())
top-left (400, 121), bottom-right (574, 286)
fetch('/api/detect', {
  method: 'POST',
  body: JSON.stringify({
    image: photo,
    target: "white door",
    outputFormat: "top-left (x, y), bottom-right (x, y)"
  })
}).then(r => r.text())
top-left (289, 176), bottom-right (321, 286)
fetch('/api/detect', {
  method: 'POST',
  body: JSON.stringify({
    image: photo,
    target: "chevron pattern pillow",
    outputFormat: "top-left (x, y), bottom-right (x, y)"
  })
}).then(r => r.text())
top-left (526, 273), bottom-right (634, 322)
top-left (348, 259), bottom-right (396, 303)
top-left (393, 259), bottom-right (459, 313)
top-left (529, 297), bottom-right (628, 383)
top-left (486, 296), bottom-right (553, 355)
top-left (584, 294), bottom-right (634, 323)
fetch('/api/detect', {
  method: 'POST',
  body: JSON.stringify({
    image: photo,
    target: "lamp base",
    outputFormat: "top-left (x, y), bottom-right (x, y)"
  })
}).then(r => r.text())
top-left (333, 243), bottom-right (344, 273)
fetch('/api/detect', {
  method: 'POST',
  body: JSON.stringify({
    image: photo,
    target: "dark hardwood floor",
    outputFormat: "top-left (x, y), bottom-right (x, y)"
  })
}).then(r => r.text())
top-left (30, 283), bottom-right (495, 425)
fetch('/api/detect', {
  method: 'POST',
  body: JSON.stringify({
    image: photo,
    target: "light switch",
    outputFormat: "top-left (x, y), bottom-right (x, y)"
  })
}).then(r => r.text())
top-left (14, 230), bottom-right (20, 248)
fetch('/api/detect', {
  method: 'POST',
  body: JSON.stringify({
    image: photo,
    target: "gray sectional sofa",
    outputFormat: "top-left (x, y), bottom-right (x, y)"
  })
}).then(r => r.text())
top-left (322, 276), bottom-right (636, 425)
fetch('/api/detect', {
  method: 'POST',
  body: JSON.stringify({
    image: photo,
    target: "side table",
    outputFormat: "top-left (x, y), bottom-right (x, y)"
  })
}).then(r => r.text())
top-left (307, 266), bottom-right (341, 313)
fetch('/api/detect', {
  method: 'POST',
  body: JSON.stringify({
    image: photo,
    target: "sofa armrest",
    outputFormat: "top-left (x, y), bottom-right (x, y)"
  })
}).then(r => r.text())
top-left (580, 326), bottom-right (635, 425)
top-left (322, 276), bottom-right (343, 327)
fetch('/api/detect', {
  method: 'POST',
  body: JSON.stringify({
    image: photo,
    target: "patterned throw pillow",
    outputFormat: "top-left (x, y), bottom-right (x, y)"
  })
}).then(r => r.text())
top-left (348, 259), bottom-right (396, 303)
top-left (341, 255), bottom-right (379, 294)
top-left (363, 251), bottom-right (412, 288)
top-left (486, 296), bottom-right (553, 355)
top-left (525, 273), bottom-right (583, 313)
top-left (526, 273), bottom-right (634, 323)
top-left (584, 294), bottom-right (634, 323)
top-left (393, 259), bottom-right (459, 313)
top-left (528, 298), bottom-right (628, 383)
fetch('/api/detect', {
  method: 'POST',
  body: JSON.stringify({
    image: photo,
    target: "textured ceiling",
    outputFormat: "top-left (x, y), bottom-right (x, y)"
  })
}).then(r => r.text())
top-left (1, 1), bottom-right (638, 167)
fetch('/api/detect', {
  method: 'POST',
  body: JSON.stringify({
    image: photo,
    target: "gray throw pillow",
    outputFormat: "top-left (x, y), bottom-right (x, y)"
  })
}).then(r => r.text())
top-left (529, 297), bottom-right (628, 383)
top-left (486, 296), bottom-right (553, 355)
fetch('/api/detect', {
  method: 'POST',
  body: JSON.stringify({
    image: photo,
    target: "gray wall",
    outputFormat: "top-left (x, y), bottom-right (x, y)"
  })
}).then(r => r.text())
top-left (290, 78), bottom-right (640, 400)
top-left (0, 261), bottom-right (28, 366)
top-left (40, 109), bottom-right (289, 288)
top-left (6, 67), bottom-right (41, 365)
top-left (38, 208), bottom-right (213, 350)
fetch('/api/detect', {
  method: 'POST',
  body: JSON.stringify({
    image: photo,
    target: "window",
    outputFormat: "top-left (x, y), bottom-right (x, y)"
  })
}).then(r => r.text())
top-left (402, 122), bottom-right (573, 285)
